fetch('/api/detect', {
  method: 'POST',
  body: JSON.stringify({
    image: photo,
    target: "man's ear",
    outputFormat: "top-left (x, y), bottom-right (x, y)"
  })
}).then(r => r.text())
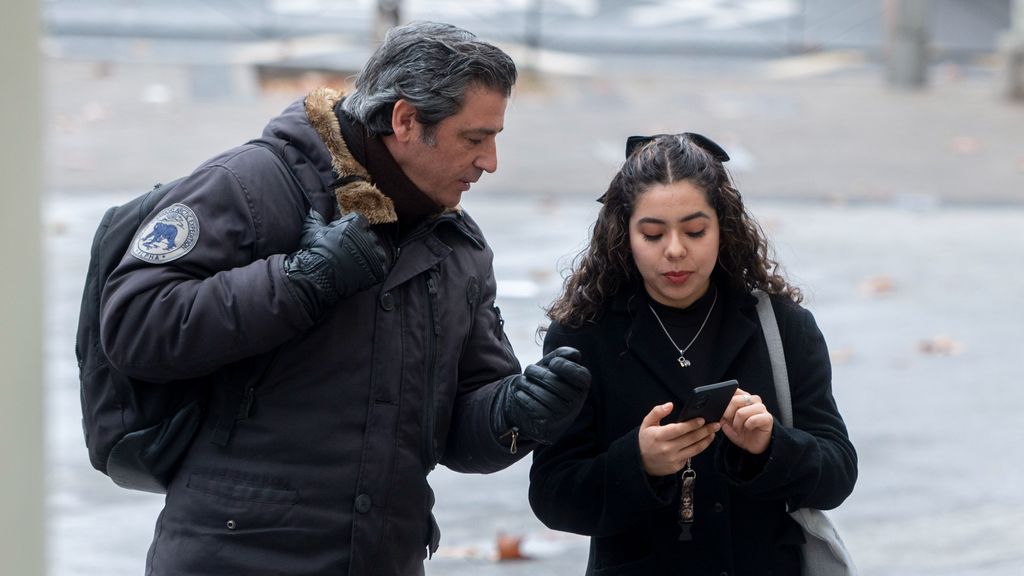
top-left (391, 99), bottom-right (418, 143)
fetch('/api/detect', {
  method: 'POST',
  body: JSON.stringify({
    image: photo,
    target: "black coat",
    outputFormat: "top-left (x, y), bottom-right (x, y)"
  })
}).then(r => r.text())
top-left (529, 284), bottom-right (857, 575)
top-left (101, 88), bottom-right (525, 575)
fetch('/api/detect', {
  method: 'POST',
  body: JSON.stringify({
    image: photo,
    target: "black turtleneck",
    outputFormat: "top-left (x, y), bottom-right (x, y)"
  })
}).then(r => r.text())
top-left (646, 284), bottom-right (723, 391)
top-left (335, 102), bottom-right (444, 232)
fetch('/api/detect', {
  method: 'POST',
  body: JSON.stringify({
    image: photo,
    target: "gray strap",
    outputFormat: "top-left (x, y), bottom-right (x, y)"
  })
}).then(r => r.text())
top-left (753, 289), bottom-right (793, 428)
top-left (754, 292), bottom-right (857, 574)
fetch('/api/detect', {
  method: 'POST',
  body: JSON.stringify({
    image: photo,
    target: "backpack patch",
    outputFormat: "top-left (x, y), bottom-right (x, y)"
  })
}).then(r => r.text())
top-left (131, 203), bottom-right (200, 263)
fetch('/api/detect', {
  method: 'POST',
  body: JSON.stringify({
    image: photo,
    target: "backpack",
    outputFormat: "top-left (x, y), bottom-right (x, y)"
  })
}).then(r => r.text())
top-left (75, 138), bottom-right (309, 493)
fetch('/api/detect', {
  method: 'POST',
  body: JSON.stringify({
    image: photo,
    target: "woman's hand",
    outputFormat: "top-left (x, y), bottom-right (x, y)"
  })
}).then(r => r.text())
top-left (720, 389), bottom-right (773, 455)
top-left (638, 402), bottom-right (720, 477)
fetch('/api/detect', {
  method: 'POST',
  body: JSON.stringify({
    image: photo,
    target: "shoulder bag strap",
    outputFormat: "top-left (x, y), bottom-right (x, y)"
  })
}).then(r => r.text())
top-left (753, 289), bottom-right (793, 428)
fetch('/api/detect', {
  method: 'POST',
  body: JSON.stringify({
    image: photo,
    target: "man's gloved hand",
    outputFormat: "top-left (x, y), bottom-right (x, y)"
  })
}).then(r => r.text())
top-left (284, 210), bottom-right (389, 318)
top-left (492, 346), bottom-right (591, 446)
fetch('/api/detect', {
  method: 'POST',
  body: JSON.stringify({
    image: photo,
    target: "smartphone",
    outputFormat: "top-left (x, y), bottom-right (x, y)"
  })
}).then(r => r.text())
top-left (678, 379), bottom-right (739, 423)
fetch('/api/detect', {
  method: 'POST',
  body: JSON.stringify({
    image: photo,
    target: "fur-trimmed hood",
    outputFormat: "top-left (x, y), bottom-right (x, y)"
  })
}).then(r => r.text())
top-left (304, 87), bottom-right (399, 225)
top-left (301, 87), bottom-right (464, 227)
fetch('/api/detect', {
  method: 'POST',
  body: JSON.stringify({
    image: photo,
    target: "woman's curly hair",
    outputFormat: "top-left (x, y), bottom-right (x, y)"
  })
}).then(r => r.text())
top-left (547, 133), bottom-right (801, 328)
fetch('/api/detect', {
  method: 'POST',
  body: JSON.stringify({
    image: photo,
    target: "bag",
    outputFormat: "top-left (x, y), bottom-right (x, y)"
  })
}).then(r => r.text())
top-left (753, 290), bottom-right (858, 576)
top-left (75, 138), bottom-right (305, 493)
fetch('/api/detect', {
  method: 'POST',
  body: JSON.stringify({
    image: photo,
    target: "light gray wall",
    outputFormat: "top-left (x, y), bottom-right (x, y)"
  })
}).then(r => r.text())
top-left (0, 0), bottom-right (45, 574)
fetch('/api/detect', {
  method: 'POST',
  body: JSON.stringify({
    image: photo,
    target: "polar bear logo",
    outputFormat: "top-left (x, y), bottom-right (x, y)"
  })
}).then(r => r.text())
top-left (131, 203), bottom-right (200, 264)
top-left (141, 221), bottom-right (179, 250)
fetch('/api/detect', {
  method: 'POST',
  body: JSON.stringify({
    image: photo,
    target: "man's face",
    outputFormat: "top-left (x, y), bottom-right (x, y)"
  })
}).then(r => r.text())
top-left (390, 86), bottom-right (508, 208)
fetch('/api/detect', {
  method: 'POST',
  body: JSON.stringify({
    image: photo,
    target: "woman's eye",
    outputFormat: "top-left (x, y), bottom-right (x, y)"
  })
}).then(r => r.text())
top-left (686, 230), bottom-right (707, 238)
top-left (642, 234), bottom-right (662, 242)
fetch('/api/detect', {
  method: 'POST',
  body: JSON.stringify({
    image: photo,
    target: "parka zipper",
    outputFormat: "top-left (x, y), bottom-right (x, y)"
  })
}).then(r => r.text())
top-left (493, 305), bottom-right (516, 364)
top-left (423, 268), bottom-right (441, 470)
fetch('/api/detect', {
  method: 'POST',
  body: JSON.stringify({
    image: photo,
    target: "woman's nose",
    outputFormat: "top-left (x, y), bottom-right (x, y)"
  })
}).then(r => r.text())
top-left (665, 233), bottom-right (687, 259)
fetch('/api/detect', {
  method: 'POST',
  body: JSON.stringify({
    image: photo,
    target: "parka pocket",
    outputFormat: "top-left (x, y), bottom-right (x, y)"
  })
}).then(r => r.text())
top-left (492, 305), bottom-right (516, 363)
top-left (187, 472), bottom-right (298, 505)
top-left (152, 471), bottom-right (300, 573)
top-left (459, 276), bottom-right (481, 355)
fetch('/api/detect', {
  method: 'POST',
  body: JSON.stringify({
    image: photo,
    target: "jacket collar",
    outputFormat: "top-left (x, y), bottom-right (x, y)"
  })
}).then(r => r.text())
top-left (303, 87), bottom-right (466, 230)
top-left (336, 102), bottom-right (448, 228)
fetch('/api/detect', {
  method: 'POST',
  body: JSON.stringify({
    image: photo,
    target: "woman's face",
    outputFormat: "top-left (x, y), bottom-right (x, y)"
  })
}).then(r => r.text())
top-left (628, 180), bottom-right (720, 308)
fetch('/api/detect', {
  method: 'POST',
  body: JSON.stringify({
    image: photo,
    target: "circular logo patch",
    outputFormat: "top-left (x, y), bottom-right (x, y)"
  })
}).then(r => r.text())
top-left (131, 203), bottom-right (200, 264)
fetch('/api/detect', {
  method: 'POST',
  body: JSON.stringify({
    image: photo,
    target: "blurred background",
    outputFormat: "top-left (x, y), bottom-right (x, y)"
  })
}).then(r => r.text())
top-left (3, 0), bottom-right (1023, 575)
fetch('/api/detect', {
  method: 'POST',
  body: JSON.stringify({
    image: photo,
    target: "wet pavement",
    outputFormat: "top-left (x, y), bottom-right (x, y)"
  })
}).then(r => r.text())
top-left (46, 193), bottom-right (1024, 576)
top-left (42, 27), bottom-right (1024, 576)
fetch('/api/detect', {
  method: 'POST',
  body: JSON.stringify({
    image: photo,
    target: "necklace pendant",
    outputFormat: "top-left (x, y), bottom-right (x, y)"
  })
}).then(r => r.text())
top-left (677, 355), bottom-right (691, 368)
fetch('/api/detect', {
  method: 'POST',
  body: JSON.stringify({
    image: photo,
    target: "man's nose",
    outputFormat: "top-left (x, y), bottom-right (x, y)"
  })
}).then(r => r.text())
top-left (475, 139), bottom-right (498, 173)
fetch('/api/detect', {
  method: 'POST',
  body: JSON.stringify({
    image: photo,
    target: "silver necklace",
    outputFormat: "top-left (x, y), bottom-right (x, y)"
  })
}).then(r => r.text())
top-left (648, 288), bottom-right (718, 368)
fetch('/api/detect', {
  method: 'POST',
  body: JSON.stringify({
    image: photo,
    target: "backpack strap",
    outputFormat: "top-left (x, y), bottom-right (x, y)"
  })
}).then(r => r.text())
top-left (209, 138), bottom-right (311, 447)
top-left (753, 289), bottom-right (793, 428)
top-left (247, 137), bottom-right (318, 214)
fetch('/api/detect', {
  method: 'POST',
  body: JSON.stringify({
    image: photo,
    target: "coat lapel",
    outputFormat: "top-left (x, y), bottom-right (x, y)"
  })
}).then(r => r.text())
top-left (707, 289), bottom-right (759, 383)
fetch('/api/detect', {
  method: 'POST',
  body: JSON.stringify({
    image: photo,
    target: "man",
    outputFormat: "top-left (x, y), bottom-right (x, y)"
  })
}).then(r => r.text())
top-left (100, 21), bottom-right (590, 575)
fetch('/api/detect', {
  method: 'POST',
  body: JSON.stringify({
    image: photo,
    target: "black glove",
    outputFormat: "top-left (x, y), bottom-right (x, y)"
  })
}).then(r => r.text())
top-left (284, 210), bottom-right (389, 318)
top-left (491, 346), bottom-right (591, 446)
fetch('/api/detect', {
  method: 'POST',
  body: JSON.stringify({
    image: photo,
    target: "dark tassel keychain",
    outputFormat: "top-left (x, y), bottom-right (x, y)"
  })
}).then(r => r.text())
top-left (678, 458), bottom-right (696, 541)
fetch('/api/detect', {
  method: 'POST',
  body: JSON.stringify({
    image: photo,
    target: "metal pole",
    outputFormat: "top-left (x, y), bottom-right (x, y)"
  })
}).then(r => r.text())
top-left (523, 0), bottom-right (544, 74)
top-left (0, 0), bottom-right (45, 574)
top-left (884, 0), bottom-right (930, 89)
top-left (374, 0), bottom-right (402, 43)
top-left (526, 0), bottom-right (543, 50)
top-left (789, 0), bottom-right (808, 53)
top-left (1000, 0), bottom-right (1024, 100)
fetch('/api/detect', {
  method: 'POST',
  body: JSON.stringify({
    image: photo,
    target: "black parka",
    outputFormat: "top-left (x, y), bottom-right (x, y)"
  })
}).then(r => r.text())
top-left (101, 88), bottom-right (525, 575)
top-left (529, 284), bottom-right (857, 575)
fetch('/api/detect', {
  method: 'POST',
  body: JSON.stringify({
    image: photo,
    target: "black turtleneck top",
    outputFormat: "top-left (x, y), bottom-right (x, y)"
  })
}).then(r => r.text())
top-left (645, 283), bottom-right (724, 392)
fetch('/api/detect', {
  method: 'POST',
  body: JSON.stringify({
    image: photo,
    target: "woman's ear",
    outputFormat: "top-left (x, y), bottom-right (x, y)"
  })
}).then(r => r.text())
top-left (390, 99), bottom-right (418, 143)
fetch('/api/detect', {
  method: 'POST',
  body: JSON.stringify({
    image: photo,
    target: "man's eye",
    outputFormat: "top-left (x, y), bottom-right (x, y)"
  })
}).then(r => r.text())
top-left (467, 137), bottom-right (483, 145)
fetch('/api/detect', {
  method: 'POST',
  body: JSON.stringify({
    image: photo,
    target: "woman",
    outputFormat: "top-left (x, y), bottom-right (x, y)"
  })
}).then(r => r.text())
top-left (529, 133), bottom-right (857, 575)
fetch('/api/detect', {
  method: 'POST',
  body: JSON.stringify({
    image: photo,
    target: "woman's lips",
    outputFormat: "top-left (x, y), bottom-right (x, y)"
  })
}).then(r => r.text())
top-left (664, 271), bottom-right (691, 284)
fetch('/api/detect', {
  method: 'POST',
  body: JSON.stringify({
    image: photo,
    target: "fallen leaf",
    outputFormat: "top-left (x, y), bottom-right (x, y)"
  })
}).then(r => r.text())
top-left (496, 532), bottom-right (529, 561)
top-left (950, 136), bottom-right (980, 156)
top-left (858, 275), bottom-right (896, 297)
top-left (917, 335), bottom-right (963, 356)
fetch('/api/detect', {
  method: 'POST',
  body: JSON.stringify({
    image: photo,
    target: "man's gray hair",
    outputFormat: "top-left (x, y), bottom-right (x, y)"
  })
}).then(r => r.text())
top-left (341, 21), bottom-right (517, 137)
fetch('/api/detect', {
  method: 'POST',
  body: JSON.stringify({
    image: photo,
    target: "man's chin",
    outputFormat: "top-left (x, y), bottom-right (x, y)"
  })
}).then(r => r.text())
top-left (440, 189), bottom-right (466, 209)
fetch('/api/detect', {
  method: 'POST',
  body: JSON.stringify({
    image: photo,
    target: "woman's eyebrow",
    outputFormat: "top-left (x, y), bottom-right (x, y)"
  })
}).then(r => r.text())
top-left (635, 212), bottom-right (710, 226)
top-left (680, 211), bottom-right (711, 223)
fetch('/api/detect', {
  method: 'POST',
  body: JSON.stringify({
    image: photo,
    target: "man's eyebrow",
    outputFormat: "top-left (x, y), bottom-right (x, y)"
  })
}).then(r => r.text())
top-left (635, 212), bottom-right (711, 226)
top-left (461, 127), bottom-right (502, 136)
